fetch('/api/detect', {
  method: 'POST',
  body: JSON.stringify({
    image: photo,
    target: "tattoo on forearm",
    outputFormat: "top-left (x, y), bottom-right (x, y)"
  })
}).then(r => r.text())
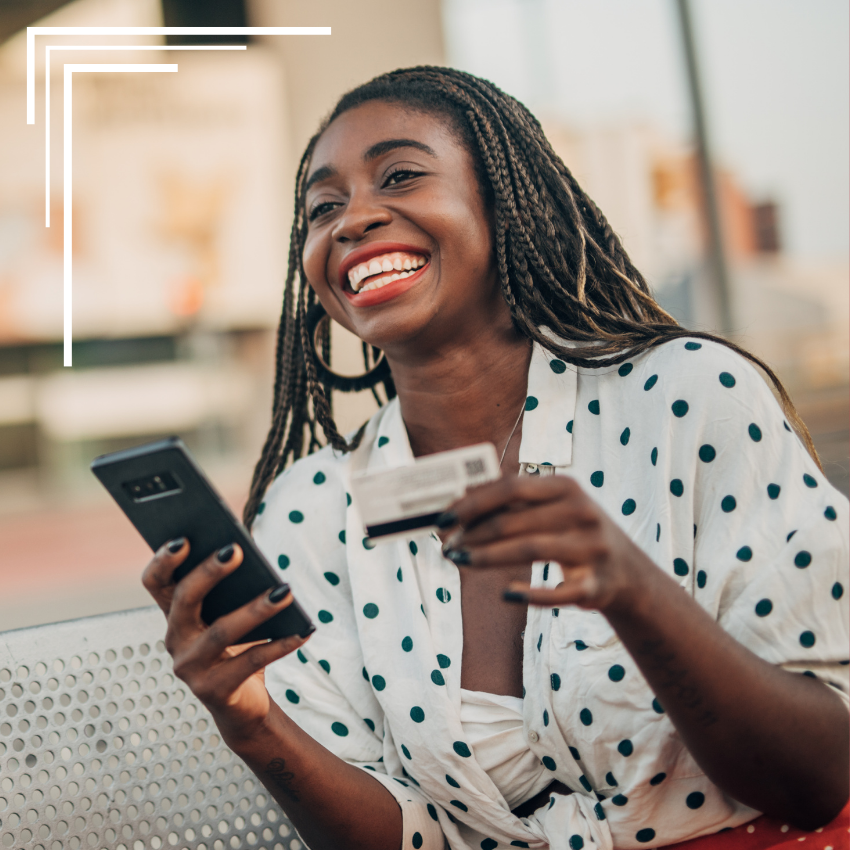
top-left (265, 757), bottom-right (300, 802)
top-left (638, 638), bottom-right (719, 727)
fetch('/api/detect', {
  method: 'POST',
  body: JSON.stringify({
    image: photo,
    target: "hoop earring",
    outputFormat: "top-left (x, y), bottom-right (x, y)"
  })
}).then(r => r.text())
top-left (304, 301), bottom-right (392, 393)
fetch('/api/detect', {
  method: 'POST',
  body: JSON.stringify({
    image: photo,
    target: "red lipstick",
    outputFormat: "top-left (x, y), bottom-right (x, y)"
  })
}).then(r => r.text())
top-left (338, 241), bottom-right (431, 308)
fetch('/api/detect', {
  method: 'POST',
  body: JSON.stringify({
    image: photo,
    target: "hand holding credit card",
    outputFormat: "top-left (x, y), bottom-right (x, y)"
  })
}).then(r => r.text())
top-left (349, 443), bottom-right (501, 541)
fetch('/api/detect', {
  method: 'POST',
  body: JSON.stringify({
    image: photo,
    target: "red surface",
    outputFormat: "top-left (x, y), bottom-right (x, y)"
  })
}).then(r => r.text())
top-left (663, 803), bottom-right (850, 849)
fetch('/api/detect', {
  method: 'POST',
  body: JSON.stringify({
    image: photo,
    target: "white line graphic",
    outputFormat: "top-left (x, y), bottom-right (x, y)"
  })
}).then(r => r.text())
top-left (45, 45), bottom-right (246, 226)
top-left (24, 26), bottom-right (330, 365)
top-left (28, 27), bottom-right (330, 123)
top-left (64, 64), bottom-right (178, 367)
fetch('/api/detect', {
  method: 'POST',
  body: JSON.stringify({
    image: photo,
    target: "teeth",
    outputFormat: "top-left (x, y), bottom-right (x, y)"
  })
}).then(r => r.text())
top-left (347, 252), bottom-right (428, 291)
top-left (359, 269), bottom-right (414, 293)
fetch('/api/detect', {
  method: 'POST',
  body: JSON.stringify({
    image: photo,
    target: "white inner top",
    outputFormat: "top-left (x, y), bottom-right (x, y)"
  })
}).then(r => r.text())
top-left (459, 688), bottom-right (552, 811)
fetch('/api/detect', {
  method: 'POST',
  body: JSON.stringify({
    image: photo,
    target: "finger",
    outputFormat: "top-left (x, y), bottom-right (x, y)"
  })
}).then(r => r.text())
top-left (198, 632), bottom-right (311, 706)
top-left (225, 639), bottom-right (269, 659)
top-left (141, 537), bottom-right (190, 614)
top-left (503, 569), bottom-right (600, 608)
top-left (169, 544), bottom-right (243, 633)
top-left (447, 476), bottom-right (581, 531)
top-left (451, 500), bottom-right (597, 550)
top-left (191, 585), bottom-right (296, 665)
top-left (444, 531), bottom-right (603, 570)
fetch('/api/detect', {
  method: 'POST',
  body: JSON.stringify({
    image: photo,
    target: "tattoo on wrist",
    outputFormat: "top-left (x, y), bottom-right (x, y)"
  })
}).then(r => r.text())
top-left (266, 757), bottom-right (300, 802)
top-left (638, 638), bottom-right (719, 727)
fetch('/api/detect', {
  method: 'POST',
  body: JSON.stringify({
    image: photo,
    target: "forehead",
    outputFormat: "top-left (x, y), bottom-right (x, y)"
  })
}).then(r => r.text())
top-left (309, 100), bottom-right (466, 173)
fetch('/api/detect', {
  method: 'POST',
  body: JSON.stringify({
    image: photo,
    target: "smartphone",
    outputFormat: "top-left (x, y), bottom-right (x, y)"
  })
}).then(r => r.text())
top-left (91, 437), bottom-right (314, 644)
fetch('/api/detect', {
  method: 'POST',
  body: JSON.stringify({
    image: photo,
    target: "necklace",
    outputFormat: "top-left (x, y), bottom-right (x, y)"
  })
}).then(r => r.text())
top-left (499, 403), bottom-right (525, 468)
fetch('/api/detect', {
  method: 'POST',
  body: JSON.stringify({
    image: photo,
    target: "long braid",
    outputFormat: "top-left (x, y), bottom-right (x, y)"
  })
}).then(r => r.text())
top-left (243, 66), bottom-right (821, 528)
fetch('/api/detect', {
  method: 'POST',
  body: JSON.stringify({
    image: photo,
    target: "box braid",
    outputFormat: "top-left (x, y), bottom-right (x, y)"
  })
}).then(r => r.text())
top-left (243, 65), bottom-right (819, 528)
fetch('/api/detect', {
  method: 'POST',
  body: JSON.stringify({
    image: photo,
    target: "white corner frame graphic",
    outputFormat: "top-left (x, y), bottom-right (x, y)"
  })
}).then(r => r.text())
top-left (26, 26), bottom-right (331, 366)
top-left (45, 45), bottom-right (248, 228)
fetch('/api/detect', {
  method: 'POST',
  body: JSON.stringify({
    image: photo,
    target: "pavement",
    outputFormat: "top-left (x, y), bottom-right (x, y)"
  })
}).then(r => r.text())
top-left (0, 477), bottom-right (249, 632)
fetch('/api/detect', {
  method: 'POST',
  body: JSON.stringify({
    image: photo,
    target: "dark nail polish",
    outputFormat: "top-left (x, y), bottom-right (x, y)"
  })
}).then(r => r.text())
top-left (268, 584), bottom-right (290, 604)
top-left (503, 589), bottom-right (528, 603)
top-left (435, 511), bottom-right (458, 529)
top-left (217, 544), bottom-right (235, 563)
top-left (304, 623), bottom-right (317, 636)
top-left (445, 548), bottom-right (471, 566)
top-left (167, 538), bottom-right (186, 554)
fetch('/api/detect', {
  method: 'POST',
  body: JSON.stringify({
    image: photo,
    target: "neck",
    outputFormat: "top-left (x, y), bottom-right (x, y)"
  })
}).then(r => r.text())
top-left (385, 324), bottom-right (533, 460)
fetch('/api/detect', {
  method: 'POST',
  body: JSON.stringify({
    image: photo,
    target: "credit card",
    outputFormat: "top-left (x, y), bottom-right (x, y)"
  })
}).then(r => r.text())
top-left (350, 442), bottom-right (501, 541)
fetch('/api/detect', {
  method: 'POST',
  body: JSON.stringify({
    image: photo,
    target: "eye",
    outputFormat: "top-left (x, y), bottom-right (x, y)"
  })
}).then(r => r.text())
top-left (308, 201), bottom-right (339, 222)
top-left (383, 168), bottom-right (424, 187)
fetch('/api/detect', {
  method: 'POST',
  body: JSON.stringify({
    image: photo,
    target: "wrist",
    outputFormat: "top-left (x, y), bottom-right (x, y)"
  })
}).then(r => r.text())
top-left (601, 546), bottom-right (662, 626)
top-left (214, 704), bottom-right (288, 755)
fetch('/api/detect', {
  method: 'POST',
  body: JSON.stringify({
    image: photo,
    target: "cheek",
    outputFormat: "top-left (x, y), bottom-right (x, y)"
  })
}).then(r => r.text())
top-left (301, 231), bottom-right (329, 293)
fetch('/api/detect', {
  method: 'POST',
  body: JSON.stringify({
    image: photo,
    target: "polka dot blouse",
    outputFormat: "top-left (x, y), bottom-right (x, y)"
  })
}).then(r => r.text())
top-left (253, 338), bottom-right (849, 850)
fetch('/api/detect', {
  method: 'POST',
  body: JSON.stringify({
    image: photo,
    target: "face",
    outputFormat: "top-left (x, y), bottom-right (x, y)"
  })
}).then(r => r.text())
top-left (301, 100), bottom-right (511, 359)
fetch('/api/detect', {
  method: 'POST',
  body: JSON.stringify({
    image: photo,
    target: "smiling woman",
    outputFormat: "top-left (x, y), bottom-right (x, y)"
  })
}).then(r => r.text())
top-left (139, 67), bottom-right (849, 850)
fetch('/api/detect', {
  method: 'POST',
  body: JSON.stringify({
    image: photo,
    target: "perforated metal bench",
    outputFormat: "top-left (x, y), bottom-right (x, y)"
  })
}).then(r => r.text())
top-left (0, 606), bottom-right (304, 850)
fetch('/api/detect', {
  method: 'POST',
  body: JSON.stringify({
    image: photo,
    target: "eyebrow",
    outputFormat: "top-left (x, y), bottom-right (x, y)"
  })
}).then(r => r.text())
top-left (303, 139), bottom-right (438, 195)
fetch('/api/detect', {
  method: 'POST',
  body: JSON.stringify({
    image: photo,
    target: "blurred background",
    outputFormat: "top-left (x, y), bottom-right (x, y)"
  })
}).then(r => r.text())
top-left (0, 0), bottom-right (847, 630)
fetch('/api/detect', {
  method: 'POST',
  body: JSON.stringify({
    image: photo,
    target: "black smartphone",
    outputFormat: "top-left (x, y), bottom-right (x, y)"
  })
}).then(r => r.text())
top-left (91, 436), bottom-right (314, 644)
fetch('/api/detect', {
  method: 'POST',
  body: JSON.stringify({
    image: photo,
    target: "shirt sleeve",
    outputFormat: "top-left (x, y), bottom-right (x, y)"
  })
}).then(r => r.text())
top-left (252, 458), bottom-right (447, 850)
top-left (663, 342), bottom-right (849, 697)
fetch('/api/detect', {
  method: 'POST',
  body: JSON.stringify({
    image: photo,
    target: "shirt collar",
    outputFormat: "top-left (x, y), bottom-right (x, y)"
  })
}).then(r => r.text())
top-left (518, 339), bottom-right (577, 468)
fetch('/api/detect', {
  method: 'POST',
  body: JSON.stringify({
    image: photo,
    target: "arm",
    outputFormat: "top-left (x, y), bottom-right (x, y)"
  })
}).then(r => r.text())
top-left (141, 540), bottom-right (403, 850)
top-left (440, 475), bottom-right (849, 830)
top-left (222, 702), bottom-right (402, 850)
top-left (605, 538), bottom-right (848, 830)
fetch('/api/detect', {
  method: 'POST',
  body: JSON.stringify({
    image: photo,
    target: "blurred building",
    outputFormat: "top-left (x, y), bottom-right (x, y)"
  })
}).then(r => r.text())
top-left (0, 0), bottom-right (445, 629)
top-left (542, 118), bottom-right (849, 397)
top-left (0, 0), bottom-right (444, 512)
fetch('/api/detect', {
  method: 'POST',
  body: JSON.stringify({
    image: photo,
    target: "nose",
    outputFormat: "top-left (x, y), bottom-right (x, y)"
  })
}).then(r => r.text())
top-left (331, 189), bottom-right (392, 243)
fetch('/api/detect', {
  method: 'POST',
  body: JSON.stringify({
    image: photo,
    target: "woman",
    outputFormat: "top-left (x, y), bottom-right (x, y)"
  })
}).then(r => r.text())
top-left (142, 67), bottom-right (849, 850)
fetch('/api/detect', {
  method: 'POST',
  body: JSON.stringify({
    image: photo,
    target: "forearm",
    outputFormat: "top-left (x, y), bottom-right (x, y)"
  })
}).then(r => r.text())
top-left (220, 702), bottom-right (403, 850)
top-left (607, 562), bottom-right (849, 829)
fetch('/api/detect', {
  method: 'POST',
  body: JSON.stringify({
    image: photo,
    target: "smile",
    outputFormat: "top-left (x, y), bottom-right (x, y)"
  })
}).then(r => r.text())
top-left (347, 252), bottom-right (428, 293)
top-left (338, 242), bottom-right (432, 307)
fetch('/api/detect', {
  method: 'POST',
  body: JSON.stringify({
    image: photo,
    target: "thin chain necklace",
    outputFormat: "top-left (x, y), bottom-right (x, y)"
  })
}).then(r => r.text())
top-left (498, 403), bottom-right (525, 468)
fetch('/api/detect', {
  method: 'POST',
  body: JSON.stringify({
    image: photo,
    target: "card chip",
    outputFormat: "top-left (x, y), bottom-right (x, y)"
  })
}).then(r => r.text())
top-left (464, 459), bottom-right (485, 476)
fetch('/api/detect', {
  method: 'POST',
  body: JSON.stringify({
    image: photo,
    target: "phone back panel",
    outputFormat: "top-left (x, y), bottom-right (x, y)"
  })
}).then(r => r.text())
top-left (91, 437), bottom-right (312, 642)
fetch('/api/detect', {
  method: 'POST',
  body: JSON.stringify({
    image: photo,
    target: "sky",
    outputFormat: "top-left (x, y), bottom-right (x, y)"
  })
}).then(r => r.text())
top-left (442, 0), bottom-right (850, 262)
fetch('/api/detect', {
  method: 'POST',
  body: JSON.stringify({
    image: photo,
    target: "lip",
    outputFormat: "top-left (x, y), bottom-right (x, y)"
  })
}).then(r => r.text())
top-left (337, 241), bottom-right (431, 306)
top-left (344, 262), bottom-right (430, 307)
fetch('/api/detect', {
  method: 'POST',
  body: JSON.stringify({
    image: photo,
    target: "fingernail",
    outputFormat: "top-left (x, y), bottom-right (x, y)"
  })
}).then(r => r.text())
top-left (268, 584), bottom-right (290, 604)
top-left (167, 538), bottom-right (186, 554)
top-left (217, 544), bottom-right (235, 563)
top-left (445, 548), bottom-right (471, 566)
top-left (303, 624), bottom-right (317, 637)
top-left (503, 589), bottom-right (528, 603)
top-left (435, 511), bottom-right (458, 529)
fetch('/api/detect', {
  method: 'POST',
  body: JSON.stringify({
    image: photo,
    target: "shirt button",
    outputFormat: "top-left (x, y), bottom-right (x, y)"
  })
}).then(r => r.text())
top-left (526, 463), bottom-right (539, 474)
top-left (528, 730), bottom-right (540, 743)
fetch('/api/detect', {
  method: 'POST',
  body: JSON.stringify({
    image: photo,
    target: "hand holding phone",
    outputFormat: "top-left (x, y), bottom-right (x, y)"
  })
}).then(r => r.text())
top-left (92, 437), bottom-right (316, 741)
top-left (140, 536), bottom-right (312, 739)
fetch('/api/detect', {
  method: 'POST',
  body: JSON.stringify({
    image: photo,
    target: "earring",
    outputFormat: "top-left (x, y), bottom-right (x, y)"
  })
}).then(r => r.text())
top-left (304, 301), bottom-right (393, 393)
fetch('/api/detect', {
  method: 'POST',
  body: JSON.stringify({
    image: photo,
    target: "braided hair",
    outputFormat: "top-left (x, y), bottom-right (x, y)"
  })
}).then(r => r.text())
top-left (243, 65), bottom-right (819, 527)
